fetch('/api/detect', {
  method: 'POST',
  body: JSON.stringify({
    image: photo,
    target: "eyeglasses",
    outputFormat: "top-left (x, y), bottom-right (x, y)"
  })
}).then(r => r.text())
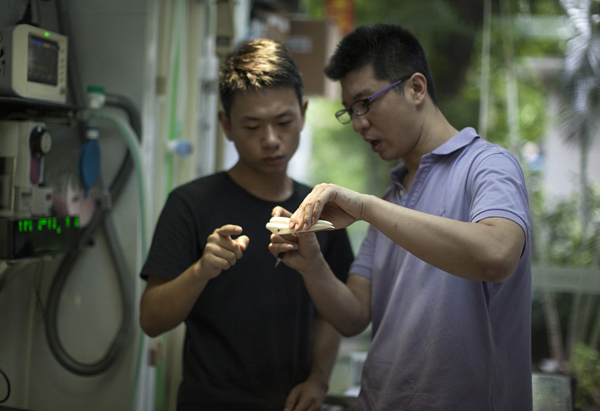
top-left (335, 74), bottom-right (413, 125)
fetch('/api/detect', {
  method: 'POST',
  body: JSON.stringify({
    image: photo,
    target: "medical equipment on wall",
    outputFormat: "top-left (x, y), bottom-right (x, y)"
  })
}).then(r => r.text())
top-left (79, 126), bottom-right (101, 196)
top-left (0, 120), bottom-right (52, 218)
top-left (0, 24), bottom-right (68, 104)
top-left (0, 92), bottom-right (138, 375)
top-left (45, 91), bottom-right (142, 377)
top-left (0, 8), bottom-right (138, 408)
top-left (0, 120), bottom-right (78, 260)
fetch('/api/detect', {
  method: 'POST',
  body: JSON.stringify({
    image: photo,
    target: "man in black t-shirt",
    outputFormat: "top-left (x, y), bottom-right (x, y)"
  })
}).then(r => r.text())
top-left (139, 39), bottom-right (353, 411)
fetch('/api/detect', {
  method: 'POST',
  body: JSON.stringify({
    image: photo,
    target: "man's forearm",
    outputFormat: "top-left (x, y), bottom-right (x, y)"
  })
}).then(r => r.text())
top-left (362, 195), bottom-right (525, 282)
top-left (140, 263), bottom-right (209, 337)
top-left (300, 260), bottom-right (371, 337)
top-left (307, 314), bottom-right (341, 391)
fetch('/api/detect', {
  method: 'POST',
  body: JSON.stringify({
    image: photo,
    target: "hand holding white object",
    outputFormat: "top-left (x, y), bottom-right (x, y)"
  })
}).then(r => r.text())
top-left (267, 211), bottom-right (334, 268)
top-left (266, 216), bottom-right (335, 235)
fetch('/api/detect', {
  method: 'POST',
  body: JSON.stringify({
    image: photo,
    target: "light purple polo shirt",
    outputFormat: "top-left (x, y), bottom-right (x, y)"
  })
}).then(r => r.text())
top-left (350, 128), bottom-right (532, 411)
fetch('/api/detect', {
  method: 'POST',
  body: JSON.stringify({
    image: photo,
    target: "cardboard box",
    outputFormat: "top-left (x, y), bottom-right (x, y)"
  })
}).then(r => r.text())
top-left (265, 11), bottom-right (290, 44)
top-left (251, 10), bottom-right (290, 44)
top-left (288, 16), bottom-right (341, 99)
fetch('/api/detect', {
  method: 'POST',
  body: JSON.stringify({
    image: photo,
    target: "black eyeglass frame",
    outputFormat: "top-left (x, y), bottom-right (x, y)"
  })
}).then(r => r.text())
top-left (335, 74), bottom-right (414, 125)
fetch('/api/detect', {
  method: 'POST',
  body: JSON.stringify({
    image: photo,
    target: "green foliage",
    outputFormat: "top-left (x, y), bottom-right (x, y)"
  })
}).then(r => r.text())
top-left (459, 14), bottom-right (557, 148)
top-left (531, 184), bottom-right (600, 266)
top-left (530, 183), bottom-right (600, 409)
top-left (572, 342), bottom-right (600, 408)
top-left (303, 0), bottom-right (324, 19)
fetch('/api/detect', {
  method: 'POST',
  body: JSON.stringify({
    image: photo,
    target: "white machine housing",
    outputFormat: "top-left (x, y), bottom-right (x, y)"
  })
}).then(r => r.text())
top-left (0, 24), bottom-right (68, 104)
top-left (0, 120), bottom-right (53, 218)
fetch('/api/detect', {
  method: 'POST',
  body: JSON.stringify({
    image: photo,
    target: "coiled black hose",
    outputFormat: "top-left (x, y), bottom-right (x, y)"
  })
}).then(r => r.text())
top-left (44, 84), bottom-right (142, 376)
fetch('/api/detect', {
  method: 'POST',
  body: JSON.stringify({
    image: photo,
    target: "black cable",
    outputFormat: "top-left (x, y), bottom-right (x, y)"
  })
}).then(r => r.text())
top-left (17, 0), bottom-right (38, 27)
top-left (34, 258), bottom-right (46, 314)
top-left (0, 366), bottom-right (10, 403)
top-left (55, 0), bottom-right (86, 109)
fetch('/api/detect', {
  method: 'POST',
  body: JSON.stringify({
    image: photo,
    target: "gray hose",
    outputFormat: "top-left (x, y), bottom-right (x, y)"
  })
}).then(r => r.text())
top-left (44, 93), bottom-right (142, 375)
top-left (44, 3), bottom-right (142, 374)
top-left (103, 93), bottom-right (142, 198)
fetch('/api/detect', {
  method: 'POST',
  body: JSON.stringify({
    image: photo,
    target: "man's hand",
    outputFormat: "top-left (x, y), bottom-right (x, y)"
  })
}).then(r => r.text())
top-left (289, 183), bottom-right (366, 232)
top-left (197, 225), bottom-right (249, 280)
top-left (269, 231), bottom-right (327, 274)
top-left (283, 379), bottom-right (327, 411)
top-left (140, 225), bottom-right (249, 337)
top-left (270, 205), bottom-right (325, 273)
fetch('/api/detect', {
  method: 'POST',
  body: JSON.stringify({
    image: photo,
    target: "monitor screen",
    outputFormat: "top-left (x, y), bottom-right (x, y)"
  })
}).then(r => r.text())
top-left (27, 34), bottom-right (60, 86)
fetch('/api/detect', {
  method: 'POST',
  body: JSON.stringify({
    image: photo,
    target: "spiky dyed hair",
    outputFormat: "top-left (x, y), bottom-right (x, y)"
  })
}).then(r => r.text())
top-left (219, 38), bottom-right (304, 118)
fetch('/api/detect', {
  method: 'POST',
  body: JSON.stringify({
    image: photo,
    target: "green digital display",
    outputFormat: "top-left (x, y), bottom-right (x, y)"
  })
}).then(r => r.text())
top-left (0, 216), bottom-right (79, 260)
top-left (17, 216), bottom-right (79, 235)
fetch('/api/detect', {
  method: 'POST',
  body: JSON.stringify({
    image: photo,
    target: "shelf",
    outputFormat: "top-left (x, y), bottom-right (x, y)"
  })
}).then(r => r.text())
top-left (0, 96), bottom-right (78, 119)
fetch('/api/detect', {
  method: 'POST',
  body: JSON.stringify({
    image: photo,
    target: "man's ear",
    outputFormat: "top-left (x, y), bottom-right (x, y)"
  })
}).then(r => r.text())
top-left (409, 73), bottom-right (428, 106)
top-left (218, 111), bottom-right (233, 141)
top-left (299, 98), bottom-right (309, 130)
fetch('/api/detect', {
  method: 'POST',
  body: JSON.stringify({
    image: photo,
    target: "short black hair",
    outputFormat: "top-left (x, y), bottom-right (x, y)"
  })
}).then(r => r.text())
top-left (324, 24), bottom-right (438, 105)
top-left (219, 38), bottom-right (303, 118)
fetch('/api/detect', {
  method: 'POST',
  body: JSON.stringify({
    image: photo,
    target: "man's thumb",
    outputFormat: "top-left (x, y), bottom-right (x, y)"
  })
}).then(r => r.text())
top-left (237, 235), bottom-right (250, 251)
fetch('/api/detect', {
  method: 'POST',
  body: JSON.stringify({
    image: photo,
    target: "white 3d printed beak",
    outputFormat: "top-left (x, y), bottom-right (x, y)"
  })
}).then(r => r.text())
top-left (266, 216), bottom-right (335, 235)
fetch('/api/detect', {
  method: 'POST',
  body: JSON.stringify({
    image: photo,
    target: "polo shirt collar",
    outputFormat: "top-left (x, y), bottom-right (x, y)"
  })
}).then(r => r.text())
top-left (390, 127), bottom-right (481, 184)
top-left (430, 127), bottom-right (480, 156)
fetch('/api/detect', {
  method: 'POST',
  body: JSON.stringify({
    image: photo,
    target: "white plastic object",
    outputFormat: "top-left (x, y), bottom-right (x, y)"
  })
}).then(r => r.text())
top-left (86, 126), bottom-right (100, 139)
top-left (87, 85), bottom-right (106, 109)
top-left (266, 216), bottom-right (335, 235)
top-left (167, 139), bottom-right (193, 157)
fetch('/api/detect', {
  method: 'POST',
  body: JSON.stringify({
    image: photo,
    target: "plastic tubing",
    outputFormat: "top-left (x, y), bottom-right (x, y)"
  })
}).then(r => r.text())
top-left (83, 109), bottom-right (151, 411)
top-left (81, 109), bottom-right (149, 255)
top-left (45, 0), bottom-right (143, 382)
top-left (45, 0), bottom-right (135, 377)
top-left (102, 93), bottom-right (143, 199)
top-left (44, 206), bottom-right (121, 375)
top-left (44, 107), bottom-right (146, 376)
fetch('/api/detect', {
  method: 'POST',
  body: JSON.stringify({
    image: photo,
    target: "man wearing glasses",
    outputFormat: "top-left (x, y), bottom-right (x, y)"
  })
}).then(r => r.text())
top-left (269, 24), bottom-right (532, 410)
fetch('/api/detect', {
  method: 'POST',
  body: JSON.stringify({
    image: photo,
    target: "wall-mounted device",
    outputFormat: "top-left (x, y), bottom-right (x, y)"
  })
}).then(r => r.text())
top-left (0, 120), bottom-right (78, 260)
top-left (0, 215), bottom-right (79, 260)
top-left (0, 24), bottom-right (68, 104)
top-left (0, 120), bottom-right (53, 218)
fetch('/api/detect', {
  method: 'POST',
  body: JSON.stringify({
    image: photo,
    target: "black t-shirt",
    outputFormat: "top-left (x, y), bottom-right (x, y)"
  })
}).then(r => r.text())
top-left (141, 172), bottom-right (353, 411)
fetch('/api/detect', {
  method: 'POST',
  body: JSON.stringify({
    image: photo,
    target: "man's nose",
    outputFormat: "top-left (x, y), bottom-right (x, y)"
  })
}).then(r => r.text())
top-left (262, 125), bottom-right (280, 147)
top-left (352, 114), bottom-right (369, 133)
